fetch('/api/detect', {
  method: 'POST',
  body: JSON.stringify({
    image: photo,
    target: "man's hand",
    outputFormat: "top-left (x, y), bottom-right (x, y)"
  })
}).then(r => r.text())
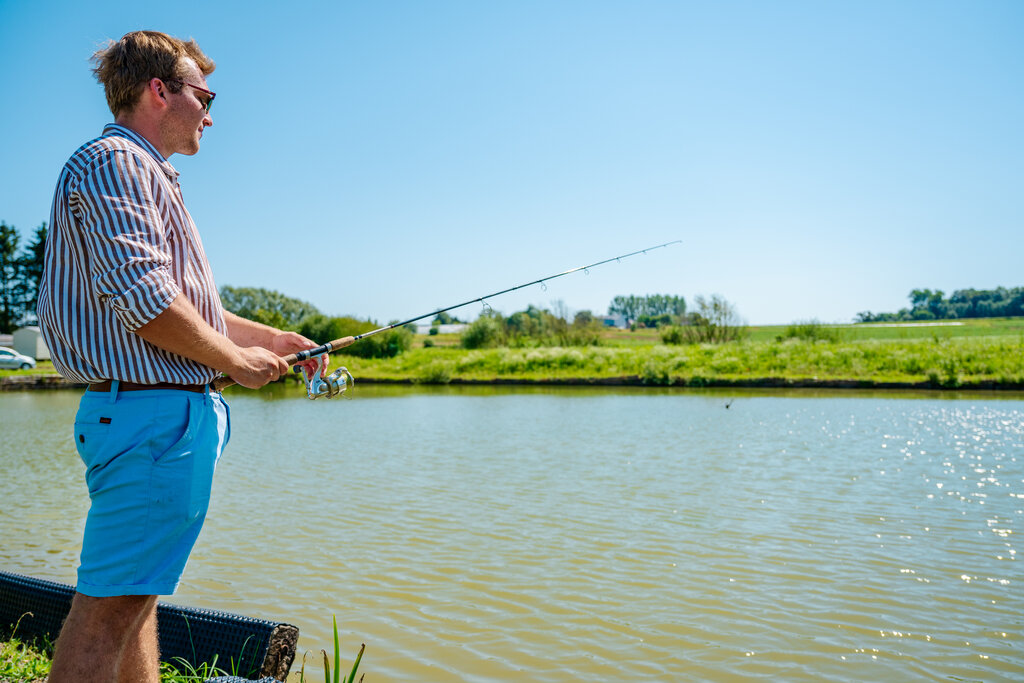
top-left (227, 346), bottom-right (291, 389)
top-left (222, 311), bottom-right (329, 384)
top-left (269, 331), bottom-right (329, 380)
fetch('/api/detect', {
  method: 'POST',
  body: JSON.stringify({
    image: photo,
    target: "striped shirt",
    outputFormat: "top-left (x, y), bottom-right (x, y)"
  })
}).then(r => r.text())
top-left (37, 124), bottom-right (227, 385)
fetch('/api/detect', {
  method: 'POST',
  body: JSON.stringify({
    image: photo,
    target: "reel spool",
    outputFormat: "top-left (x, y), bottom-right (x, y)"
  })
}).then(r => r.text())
top-left (295, 354), bottom-right (354, 400)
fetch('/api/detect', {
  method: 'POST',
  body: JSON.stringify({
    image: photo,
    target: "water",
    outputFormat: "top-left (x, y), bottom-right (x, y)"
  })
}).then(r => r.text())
top-left (1, 385), bottom-right (1022, 681)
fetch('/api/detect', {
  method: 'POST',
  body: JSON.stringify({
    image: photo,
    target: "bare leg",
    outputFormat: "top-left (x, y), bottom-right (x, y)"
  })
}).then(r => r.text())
top-left (48, 593), bottom-right (159, 683)
top-left (116, 599), bottom-right (160, 683)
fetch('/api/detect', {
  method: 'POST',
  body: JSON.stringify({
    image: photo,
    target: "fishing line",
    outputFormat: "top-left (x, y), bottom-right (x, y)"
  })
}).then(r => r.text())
top-left (211, 239), bottom-right (681, 396)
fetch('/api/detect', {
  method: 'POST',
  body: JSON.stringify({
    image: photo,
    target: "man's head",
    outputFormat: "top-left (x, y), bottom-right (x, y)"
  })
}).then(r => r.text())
top-left (92, 30), bottom-right (215, 118)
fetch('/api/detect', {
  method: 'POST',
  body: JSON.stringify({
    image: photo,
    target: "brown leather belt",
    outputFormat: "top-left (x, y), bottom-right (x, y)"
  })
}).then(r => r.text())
top-left (88, 380), bottom-right (207, 393)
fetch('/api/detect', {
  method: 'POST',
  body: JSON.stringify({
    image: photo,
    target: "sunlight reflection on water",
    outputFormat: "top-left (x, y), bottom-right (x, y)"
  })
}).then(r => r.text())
top-left (2, 386), bottom-right (1022, 681)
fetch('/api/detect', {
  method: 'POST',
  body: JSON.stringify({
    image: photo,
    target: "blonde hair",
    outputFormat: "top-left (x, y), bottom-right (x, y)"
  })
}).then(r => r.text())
top-left (91, 30), bottom-right (215, 116)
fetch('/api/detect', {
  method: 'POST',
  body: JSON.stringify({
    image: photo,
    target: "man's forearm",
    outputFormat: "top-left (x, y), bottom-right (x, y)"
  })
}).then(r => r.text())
top-left (136, 293), bottom-right (241, 373)
top-left (134, 295), bottom-right (289, 389)
top-left (223, 310), bottom-right (279, 348)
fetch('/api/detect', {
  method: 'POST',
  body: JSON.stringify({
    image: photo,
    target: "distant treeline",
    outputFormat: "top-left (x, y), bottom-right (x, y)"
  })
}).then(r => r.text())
top-left (857, 287), bottom-right (1024, 323)
top-left (608, 294), bottom-right (686, 328)
top-left (0, 221), bottom-right (47, 333)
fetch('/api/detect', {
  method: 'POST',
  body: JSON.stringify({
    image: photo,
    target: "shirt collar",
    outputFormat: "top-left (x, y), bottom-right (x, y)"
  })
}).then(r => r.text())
top-left (102, 123), bottom-right (181, 183)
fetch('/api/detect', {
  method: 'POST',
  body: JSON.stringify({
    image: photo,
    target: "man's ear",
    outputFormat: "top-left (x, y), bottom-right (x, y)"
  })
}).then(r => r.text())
top-left (143, 78), bottom-right (170, 110)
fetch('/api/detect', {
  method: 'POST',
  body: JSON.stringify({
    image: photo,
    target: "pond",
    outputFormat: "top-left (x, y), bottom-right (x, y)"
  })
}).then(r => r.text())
top-left (1, 384), bottom-right (1022, 681)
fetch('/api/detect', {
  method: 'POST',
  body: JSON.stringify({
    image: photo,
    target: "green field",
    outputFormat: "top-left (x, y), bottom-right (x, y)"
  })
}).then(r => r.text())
top-left (748, 317), bottom-right (1024, 342)
top-left (5, 318), bottom-right (1024, 389)
top-left (339, 318), bottom-right (1024, 389)
top-left (417, 317), bottom-right (1024, 348)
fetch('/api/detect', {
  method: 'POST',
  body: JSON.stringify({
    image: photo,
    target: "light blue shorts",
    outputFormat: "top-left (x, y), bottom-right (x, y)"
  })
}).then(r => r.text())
top-left (73, 383), bottom-right (230, 597)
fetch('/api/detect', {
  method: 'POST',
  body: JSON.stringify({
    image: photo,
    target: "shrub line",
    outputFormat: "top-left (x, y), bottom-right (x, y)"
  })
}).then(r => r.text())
top-left (353, 375), bottom-right (1024, 391)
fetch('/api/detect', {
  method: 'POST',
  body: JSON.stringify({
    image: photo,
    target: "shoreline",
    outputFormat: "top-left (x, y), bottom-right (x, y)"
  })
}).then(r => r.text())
top-left (4, 373), bottom-right (1024, 393)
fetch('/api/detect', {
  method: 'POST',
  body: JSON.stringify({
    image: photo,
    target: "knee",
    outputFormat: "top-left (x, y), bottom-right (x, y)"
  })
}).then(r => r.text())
top-left (70, 593), bottom-right (157, 630)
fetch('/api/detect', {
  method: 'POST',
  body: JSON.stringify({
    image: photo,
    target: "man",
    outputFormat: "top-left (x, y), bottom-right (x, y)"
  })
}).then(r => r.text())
top-left (37, 31), bottom-right (319, 683)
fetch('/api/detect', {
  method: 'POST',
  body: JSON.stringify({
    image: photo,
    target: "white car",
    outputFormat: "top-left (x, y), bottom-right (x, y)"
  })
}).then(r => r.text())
top-left (0, 346), bottom-right (36, 370)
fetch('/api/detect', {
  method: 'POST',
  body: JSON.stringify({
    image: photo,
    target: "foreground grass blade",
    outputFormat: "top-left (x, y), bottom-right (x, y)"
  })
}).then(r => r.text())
top-left (333, 615), bottom-right (341, 683)
top-left (345, 643), bottom-right (366, 683)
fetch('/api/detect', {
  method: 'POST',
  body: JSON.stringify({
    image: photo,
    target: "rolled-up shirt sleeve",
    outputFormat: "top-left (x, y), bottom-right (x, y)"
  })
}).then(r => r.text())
top-left (75, 150), bottom-right (181, 331)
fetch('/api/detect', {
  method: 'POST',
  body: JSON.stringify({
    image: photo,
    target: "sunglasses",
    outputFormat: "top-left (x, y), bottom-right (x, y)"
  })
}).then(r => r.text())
top-left (167, 79), bottom-right (216, 113)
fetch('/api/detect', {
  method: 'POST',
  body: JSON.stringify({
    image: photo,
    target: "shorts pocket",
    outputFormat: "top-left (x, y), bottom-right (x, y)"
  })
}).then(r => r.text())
top-left (74, 422), bottom-right (111, 461)
top-left (74, 399), bottom-right (116, 463)
top-left (150, 395), bottom-right (199, 463)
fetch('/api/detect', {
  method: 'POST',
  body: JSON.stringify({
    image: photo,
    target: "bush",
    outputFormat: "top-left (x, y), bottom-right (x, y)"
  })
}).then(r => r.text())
top-left (461, 315), bottom-right (505, 349)
top-left (682, 295), bottom-right (746, 344)
top-left (660, 325), bottom-right (685, 345)
top-left (659, 296), bottom-right (745, 345)
top-left (557, 326), bottom-right (601, 347)
top-left (417, 360), bottom-right (453, 383)
top-left (298, 314), bottom-right (412, 358)
top-left (354, 326), bottom-right (413, 359)
top-left (784, 320), bottom-right (842, 342)
top-left (640, 359), bottom-right (672, 385)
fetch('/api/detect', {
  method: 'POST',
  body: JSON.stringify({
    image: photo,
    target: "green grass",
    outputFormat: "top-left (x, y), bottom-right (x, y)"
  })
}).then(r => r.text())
top-left (6, 317), bottom-right (1024, 389)
top-left (0, 635), bottom-right (232, 683)
top-left (423, 317), bottom-right (1024, 347)
top-left (1, 615), bottom-right (365, 683)
top-left (745, 316), bottom-right (1024, 342)
top-left (1, 634), bottom-right (51, 683)
top-left (0, 360), bottom-right (59, 379)
top-left (341, 332), bottom-right (1024, 388)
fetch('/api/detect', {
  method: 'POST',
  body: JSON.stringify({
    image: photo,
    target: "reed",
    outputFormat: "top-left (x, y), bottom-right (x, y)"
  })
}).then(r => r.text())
top-left (296, 615), bottom-right (364, 683)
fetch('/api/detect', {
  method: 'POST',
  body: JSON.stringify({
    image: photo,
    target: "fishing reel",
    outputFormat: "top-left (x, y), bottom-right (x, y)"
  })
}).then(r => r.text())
top-left (295, 353), bottom-right (354, 400)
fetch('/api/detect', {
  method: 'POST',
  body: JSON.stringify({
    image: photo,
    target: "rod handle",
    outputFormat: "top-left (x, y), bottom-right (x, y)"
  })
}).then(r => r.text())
top-left (210, 375), bottom-right (235, 392)
top-left (209, 336), bottom-right (355, 393)
top-left (210, 349), bottom-right (302, 393)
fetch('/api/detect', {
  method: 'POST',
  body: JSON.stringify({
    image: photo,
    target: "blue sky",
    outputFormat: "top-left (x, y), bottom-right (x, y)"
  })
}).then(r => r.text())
top-left (1, 1), bottom-right (1021, 325)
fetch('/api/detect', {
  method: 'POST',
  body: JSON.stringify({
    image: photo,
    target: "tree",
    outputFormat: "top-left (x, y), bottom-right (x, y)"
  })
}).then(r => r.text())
top-left (0, 222), bottom-right (21, 333)
top-left (550, 298), bottom-right (571, 322)
top-left (219, 286), bottom-right (321, 329)
top-left (609, 294), bottom-right (686, 323)
top-left (433, 311), bottom-right (462, 325)
top-left (573, 310), bottom-right (595, 327)
top-left (14, 223), bottom-right (47, 326)
top-left (662, 294), bottom-right (744, 344)
top-left (608, 295), bottom-right (641, 321)
top-left (857, 286), bottom-right (1024, 323)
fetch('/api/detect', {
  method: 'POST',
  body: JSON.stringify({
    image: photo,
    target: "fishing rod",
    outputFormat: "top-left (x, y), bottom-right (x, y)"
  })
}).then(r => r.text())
top-left (211, 240), bottom-right (681, 397)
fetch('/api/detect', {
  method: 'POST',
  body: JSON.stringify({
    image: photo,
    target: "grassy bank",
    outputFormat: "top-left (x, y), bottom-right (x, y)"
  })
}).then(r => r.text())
top-left (5, 319), bottom-right (1024, 390)
top-left (340, 333), bottom-right (1024, 388)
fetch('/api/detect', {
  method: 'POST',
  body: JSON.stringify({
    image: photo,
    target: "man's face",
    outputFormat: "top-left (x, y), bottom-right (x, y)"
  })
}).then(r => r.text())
top-left (159, 58), bottom-right (213, 157)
